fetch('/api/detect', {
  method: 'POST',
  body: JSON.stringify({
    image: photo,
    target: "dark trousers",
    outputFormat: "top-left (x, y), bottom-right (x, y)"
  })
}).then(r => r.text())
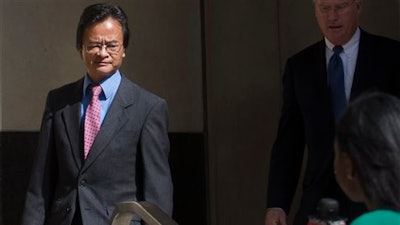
top-left (71, 203), bottom-right (83, 225)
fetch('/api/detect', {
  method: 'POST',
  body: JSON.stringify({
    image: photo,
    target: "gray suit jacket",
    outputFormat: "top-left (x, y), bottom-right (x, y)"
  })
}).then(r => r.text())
top-left (21, 76), bottom-right (173, 225)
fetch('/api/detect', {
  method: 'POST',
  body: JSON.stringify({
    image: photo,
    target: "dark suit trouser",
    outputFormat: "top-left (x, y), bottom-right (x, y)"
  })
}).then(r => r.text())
top-left (71, 203), bottom-right (83, 225)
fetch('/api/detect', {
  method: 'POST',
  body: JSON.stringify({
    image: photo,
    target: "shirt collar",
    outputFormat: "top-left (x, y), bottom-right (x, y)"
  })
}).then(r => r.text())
top-left (83, 70), bottom-right (122, 99)
top-left (325, 27), bottom-right (360, 54)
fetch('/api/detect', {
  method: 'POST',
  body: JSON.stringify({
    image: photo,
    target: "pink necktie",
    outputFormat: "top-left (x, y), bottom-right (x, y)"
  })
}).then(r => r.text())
top-left (84, 84), bottom-right (102, 159)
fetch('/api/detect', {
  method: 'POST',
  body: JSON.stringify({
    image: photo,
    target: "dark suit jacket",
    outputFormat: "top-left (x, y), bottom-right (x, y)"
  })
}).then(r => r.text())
top-left (267, 30), bottom-right (400, 225)
top-left (21, 76), bottom-right (173, 225)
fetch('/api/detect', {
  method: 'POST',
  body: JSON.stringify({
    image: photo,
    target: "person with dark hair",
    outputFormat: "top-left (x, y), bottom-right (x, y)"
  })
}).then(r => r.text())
top-left (334, 92), bottom-right (400, 224)
top-left (20, 3), bottom-right (173, 225)
top-left (265, 0), bottom-right (400, 225)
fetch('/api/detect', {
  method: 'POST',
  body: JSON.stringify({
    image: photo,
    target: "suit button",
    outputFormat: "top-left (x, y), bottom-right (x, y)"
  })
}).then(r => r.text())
top-left (80, 180), bottom-right (86, 187)
top-left (66, 206), bottom-right (72, 214)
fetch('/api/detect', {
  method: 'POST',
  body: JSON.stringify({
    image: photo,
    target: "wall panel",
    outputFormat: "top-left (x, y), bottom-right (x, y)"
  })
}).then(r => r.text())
top-left (204, 0), bottom-right (281, 224)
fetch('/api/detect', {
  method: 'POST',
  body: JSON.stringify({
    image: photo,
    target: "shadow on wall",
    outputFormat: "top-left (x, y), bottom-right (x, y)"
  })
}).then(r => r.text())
top-left (0, 132), bottom-right (207, 225)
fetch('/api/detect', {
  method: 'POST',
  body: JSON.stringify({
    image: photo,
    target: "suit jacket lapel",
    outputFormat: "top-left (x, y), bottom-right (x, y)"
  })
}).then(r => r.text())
top-left (316, 40), bottom-right (329, 93)
top-left (61, 78), bottom-right (84, 169)
top-left (350, 30), bottom-right (371, 101)
top-left (309, 40), bottom-right (331, 106)
top-left (82, 77), bottom-right (136, 171)
top-left (314, 40), bottom-right (335, 122)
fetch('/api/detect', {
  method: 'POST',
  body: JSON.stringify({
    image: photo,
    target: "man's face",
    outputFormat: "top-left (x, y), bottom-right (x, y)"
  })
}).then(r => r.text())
top-left (80, 17), bottom-right (125, 83)
top-left (314, 0), bottom-right (362, 45)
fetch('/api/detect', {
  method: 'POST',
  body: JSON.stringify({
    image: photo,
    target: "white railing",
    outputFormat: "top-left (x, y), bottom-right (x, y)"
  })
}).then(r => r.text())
top-left (111, 201), bottom-right (178, 225)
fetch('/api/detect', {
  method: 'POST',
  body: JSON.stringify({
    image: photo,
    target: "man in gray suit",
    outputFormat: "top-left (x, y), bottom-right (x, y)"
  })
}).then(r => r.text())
top-left (21, 3), bottom-right (173, 225)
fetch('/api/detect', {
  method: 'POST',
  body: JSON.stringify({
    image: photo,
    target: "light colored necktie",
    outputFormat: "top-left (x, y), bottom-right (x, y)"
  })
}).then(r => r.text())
top-left (84, 84), bottom-right (102, 159)
top-left (328, 45), bottom-right (346, 121)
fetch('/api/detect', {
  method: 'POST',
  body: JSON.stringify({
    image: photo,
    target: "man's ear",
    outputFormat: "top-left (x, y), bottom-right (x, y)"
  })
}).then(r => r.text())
top-left (78, 49), bottom-right (84, 59)
top-left (356, 0), bottom-right (363, 12)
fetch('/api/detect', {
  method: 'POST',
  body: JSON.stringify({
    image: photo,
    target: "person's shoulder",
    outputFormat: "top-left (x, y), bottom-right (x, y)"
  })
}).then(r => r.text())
top-left (120, 75), bottom-right (166, 104)
top-left (44, 78), bottom-right (84, 109)
top-left (48, 77), bottom-right (84, 96)
top-left (288, 39), bottom-right (325, 63)
top-left (360, 29), bottom-right (400, 48)
top-left (350, 209), bottom-right (400, 225)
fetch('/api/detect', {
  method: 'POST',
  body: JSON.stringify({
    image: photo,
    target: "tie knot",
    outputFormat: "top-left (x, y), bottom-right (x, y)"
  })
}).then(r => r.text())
top-left (333, 45), bottom-right (343, 54)
top-left (90, 84), bottom-right (102, 97)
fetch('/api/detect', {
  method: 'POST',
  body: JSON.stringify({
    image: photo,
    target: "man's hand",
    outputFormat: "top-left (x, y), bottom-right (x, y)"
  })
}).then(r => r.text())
top-left (264, 208), bottom-right (287, 225)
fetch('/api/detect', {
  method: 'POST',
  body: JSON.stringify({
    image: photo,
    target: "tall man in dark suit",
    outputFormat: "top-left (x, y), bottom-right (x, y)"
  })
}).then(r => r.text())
top-left (265, 0), bottom-right (400, 224)
top-left (21, 3), bottom-right (173, 225)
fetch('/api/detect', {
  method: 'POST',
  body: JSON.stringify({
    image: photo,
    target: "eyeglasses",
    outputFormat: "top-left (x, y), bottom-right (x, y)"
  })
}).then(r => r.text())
top-left (84, 42), bottom-right (122, 55)
top-left (317, 0), bottom-right (356, 15)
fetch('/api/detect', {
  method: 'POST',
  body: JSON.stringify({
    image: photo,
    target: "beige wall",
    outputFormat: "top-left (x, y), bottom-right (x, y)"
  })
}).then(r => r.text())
top-left (360, 0), bottom-right (400, 39)
top-left (2, 1), bottom-right (84, 131)
top-left (0, 0), bottom-right (203, 132)
top-left (119, 0), bottom-right (203, 132)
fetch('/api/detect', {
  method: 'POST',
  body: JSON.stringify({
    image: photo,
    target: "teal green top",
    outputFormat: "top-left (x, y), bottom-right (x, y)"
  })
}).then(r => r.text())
top-left (351, 209), bottom-right (400, 225)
